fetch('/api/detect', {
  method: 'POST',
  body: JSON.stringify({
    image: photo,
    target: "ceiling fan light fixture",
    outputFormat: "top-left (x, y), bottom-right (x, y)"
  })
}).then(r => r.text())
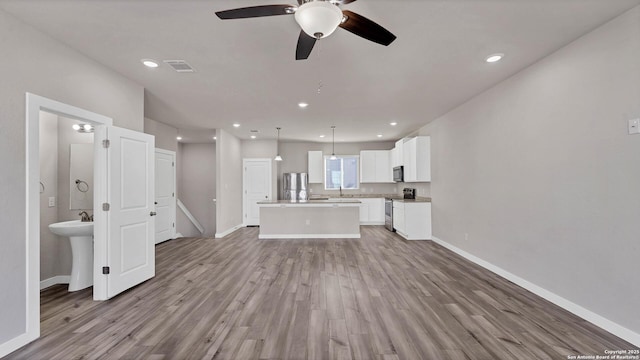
top-left (295, 1), bottom-right (343, 39)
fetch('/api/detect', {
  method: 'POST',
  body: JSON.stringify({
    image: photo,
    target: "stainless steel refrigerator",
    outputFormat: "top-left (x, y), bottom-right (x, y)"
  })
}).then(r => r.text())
top-left (282, 173), bottom-right (308, 201)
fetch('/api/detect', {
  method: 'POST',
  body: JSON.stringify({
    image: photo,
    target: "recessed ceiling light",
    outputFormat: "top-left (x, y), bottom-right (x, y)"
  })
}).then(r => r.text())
top-left (319, 135), bottom-right (325, 138)
top-left (233, 123), bottom-right (240, 128)
top-left (176, 136), bottom-right (183, 141)
top-left (377, 134), bottom-right (383, 138)
top-left (250, 135), bottom-right (257, 139)
top-left (390, 122), bottom-right (398, 126)
top-left (485, 53), bottom-right (504, 63)
top-left (213, 136), bottom-right (217, 140)
top-left (72, 124), bottom-right (81, 131)
top-left (298, 102), bottom-right (309, 108)
top-left (141, 59), bottom-right (159, 68)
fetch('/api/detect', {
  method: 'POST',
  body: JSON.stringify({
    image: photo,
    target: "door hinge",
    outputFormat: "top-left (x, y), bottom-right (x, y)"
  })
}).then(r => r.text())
top-left (102, 139), bottom-right (110, 148)
top-left (102, 266), bottom-right (110, 275)
top-left (102, 203), bottom-right (110, 211)
top-left (173, 222), bottom-right (175, 228)
top-left (172, 161), bottom-right (175, 167)
top-left (172, 192), bottom-right (175, 197)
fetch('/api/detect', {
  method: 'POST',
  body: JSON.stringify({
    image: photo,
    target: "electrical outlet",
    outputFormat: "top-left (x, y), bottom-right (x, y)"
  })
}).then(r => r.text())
top-left (305, 219), bottom-right (310, 225)
top-left (629, 118), bottom-right (640, 135)
top-left (464, 233), bottom-right (469, 241)
top-left (48, 197), bottom-right (56, 207)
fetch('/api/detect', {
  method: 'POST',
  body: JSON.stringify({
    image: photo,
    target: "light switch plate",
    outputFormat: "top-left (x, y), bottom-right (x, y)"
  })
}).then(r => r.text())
top-left (48, 197), bottom-right (56, 207)
top-left (628, 118), bottom-right (640, 135)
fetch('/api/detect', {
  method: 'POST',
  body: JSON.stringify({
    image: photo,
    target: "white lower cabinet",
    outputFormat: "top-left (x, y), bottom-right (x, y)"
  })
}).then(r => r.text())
top-left (354, 198), bottom-right (384, 225)
top-left (392, 200), bottom-right (431, 240)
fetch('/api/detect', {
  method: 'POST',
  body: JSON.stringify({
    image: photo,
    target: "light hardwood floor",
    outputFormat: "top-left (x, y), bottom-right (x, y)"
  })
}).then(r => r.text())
top-left (6, 226), bottom-right (636, 359)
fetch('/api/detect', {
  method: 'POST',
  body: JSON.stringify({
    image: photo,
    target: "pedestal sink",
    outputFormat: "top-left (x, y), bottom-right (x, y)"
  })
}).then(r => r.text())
top-left (48, 220), bottom-right (94, 291)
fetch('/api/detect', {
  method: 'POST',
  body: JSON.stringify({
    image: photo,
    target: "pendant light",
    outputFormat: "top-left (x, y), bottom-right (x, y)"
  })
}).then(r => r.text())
top-left (330, 126), bottom-right (337, 160)
top-left (274, 127), bottom-right (283, 162)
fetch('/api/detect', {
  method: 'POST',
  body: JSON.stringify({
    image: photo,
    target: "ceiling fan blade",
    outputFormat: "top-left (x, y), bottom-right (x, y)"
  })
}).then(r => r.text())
top-left (215, 5), bottom-right (295, 20)
top-left (339, 10), bottom-right (396, 46)
top-left (296, 30), bottom-right (316, 60)
top-left (331, 0), bottom-right (358, 4)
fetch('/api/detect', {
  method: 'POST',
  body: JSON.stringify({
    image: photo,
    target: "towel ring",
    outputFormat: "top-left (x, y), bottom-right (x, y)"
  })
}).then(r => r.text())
top-left (40, 181), bottom-right (45, 194)
top-left (75, 179), bottom-right (89, 193)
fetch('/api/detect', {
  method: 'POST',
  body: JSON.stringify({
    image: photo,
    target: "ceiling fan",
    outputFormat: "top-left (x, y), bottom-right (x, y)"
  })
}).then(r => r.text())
top-left (215, 0), bottom-right (396, 60)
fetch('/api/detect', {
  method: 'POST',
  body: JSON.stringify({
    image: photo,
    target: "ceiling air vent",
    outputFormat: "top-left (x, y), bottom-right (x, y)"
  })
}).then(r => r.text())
top-left (164, 60), bottom-right (195, 73)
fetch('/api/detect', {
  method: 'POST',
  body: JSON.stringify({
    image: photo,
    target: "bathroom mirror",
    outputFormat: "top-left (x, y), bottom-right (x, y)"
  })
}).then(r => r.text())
top-left (69, 143), bottom-right (94, 210)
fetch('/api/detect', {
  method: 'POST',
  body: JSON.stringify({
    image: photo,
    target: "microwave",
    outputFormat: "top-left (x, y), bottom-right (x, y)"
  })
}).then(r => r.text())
top-left (393, 166), bottom-right (404, 182)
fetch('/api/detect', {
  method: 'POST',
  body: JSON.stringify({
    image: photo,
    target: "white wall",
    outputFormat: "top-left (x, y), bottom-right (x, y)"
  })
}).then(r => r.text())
top-left (0, 7), bottom-right (144, 346)
top-left (418, 6), bottom-right (640, 339)
top-left (179, 143), bottom-right (217, 237)
top-left (215, 129), bottom-right (243, 235)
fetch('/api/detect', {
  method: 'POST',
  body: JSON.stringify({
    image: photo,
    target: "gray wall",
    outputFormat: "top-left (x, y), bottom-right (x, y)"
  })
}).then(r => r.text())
top-left (0, 7), bottom-right (144, 345)
top-left (278, 141), bottom-right (398, 198)
top-left (419, 6), bottom-right (640, 335)
top-left (144, 118), bottom-right (178, 152)
top-left (39, 112), bottom-right (60, 281)
top-left (215, 129), bottom-right (243, 235)
top-left (179, 143), bottom-right (217, 237)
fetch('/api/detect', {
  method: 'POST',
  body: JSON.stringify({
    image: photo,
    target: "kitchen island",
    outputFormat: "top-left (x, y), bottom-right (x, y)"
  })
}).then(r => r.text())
top-left (257, 199), bottom-right (361, 239)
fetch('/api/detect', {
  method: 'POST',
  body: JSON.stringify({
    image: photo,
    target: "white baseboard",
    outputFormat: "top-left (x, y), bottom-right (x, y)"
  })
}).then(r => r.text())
top-left (360, 221), bottom-right (385, 226)
top-left (40, 275), bottom-right (70, 290)
top-left (174, 232), bottom-right (184, 238)
top-left (431, 236), bottom-right (640, 347)
top-left (215, 224), bottom-right (243, 238)
top-left (259, 234), bottom-right (360, 239)
top-left (0, 331), bottom-right (38, 358)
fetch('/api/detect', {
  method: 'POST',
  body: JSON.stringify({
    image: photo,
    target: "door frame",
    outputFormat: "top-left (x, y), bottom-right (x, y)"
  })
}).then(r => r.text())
top-left (23, 93), bottom-right (112, 350)
top-left (242, 158), bottom-right (273, 226)
top-left (154, 148), bottom-right (177, 244)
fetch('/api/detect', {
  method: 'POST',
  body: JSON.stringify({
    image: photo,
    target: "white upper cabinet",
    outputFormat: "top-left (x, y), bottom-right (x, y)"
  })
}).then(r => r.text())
top-left (360, 150), bottom-right (392, 183)
top-left (402, 136), bottom-right (431, 182)
top-left (308, 151), bottom-right (323, 184)
top-left (392, 139), bottom-right (404, 167)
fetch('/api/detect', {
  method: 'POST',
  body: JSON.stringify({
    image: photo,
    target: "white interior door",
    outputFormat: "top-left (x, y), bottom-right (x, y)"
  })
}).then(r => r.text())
top-left (95, 126), bottom-right (155, 299)
top-left (243, 159), bottom-right (272, 226)
top-left (154, 149), bottom-right (176, 244)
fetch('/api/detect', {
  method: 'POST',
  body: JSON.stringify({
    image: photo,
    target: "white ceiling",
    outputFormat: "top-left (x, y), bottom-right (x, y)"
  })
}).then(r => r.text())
top-left (2, 0), bottom-right (638, 143)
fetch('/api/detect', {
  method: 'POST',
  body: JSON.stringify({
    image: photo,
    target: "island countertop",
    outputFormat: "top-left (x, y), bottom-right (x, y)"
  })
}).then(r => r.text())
top-left (257, 199), bottom-right (361, 206)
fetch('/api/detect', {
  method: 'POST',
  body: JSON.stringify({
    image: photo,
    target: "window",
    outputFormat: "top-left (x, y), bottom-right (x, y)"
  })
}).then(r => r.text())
top-left (324, 155), bottom-right (359, 190)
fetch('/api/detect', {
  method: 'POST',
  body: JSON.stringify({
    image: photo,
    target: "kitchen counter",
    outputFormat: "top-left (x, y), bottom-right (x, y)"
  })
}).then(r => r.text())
top-left (258, 199), bottom-right (361, 205)
top-left (257, 200), bottom-right (360, 239)
top-left (392, 197), bottom-right (432, 203)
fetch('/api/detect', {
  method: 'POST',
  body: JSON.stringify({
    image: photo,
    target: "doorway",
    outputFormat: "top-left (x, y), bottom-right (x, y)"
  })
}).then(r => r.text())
top-left (154, 149), bottom-right (176, 244)
top-left (243, 158), bottom-right (273, 226)
top-left (25, 93), bottom-right (156, 352)
top-left (25, 93), bottom-right (113, 346)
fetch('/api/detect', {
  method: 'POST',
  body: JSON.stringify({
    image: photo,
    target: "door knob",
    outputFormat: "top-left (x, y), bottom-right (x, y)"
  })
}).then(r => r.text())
top-left (150, 211), bottom-right (157, 216)
top-left (154, 201), bottom-right (158, 205)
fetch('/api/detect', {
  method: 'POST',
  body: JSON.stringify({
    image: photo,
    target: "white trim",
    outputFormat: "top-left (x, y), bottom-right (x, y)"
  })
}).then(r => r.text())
top-left (40, 276), bottom-right (71, 290)
top-left (19, 93), bottom-right (114, 355)
top-left (174, 232), bottom-right (184, 238)
top-left (431, 236), bottom-right (640, 347)
top-left (259, 234), bottom-right (360, 239)
top-left (360, 221), bottom-right (385, 226)
top-left (215, 224), bottom-right (243, 238)
top-left (0, 332), bottom-right (38, 358)
top-left (177, 199), bottom-right (204, 234)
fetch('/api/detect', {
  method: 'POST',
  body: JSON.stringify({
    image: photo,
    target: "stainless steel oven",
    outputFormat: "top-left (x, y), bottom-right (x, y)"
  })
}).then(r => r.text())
top-left (384, 198), bottom-right (394, 231)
